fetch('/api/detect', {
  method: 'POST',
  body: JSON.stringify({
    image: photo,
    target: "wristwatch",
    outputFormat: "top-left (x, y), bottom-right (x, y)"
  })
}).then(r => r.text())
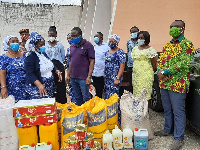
top-left (88, 76), bottom-right (92, 79)
top-left (161, 70), bottom-right (165, 75)
top-left (116, 76), bottom-right (120, 80)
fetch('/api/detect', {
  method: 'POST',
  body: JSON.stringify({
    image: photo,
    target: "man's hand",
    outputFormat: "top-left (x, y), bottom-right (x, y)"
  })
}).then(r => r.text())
top-left (162, 76), bottom-right (170, 82)
top-left (157, 69), bottom-right (165, 80)
top-left (86, 77), bottom-right (91, 85)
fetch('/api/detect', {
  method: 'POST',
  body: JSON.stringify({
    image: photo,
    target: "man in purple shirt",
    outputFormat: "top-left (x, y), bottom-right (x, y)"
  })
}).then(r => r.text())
top-left (66, 27), bottom-right (95, 105)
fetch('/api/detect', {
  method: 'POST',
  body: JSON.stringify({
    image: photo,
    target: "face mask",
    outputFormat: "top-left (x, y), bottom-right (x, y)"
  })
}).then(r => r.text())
top-left (137, 39), bottom-right (145, 46)
top-left (49, 37), bottom-right (56, 42)
top-left (169, 27), bottom-right (183, 38)
top-left (71, 35), bottom-right (81, 44)
top-left (94, 37), bottom-right (99, 44)
top-left (68, 40), bottom-right (73, 45)
top-left (108, 43), bottom-right (117, 49)
top-left (131, 32), bottom-right (138, 39)
top-left (38, 46), bottom-right (45, 53)
top-left (10, 43), bottom-right (19, 51)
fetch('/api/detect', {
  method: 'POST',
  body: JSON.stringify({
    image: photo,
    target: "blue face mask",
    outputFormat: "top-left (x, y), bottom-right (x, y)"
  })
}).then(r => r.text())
top-left (131, 32), bottom-right (138, 39)
top-left (68, 40), bottom-right (73, 45)
top-left (38, 46), bottom-right (45, 53)
top-left (108, 43), bottom-right (117, 49)
top-left (10, 43), bottom-right (19, 51)
top-left (94, 37), bottom-right (99, 44)
top-left (71, 35), bottom-right (81, 44)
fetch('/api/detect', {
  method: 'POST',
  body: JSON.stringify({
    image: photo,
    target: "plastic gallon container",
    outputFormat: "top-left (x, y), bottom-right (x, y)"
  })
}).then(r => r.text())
top-left (18, 126), bottom-right (38, 147)
top-left (134, 128), bottom-right (148, 150)
top-left (123, 126), bottom-right (133, 148)
top-left (112, 125), bottom-right (123, 149)
top-left (39, 123), bottom-right (59, 150)
top-left (103, 130), bottom-right (113, 150)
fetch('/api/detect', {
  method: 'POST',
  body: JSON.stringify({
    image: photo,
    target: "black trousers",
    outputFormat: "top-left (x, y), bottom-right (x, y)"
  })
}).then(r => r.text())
top-left (127, 67), bottom-right (133, 93)
top-left (52, 59), bottom-right (67, 104)
top-left (92, 76), bottom-right (104, 98)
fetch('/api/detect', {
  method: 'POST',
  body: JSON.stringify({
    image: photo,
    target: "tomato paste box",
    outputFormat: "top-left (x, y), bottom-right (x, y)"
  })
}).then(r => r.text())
top-left (13, 98), bottom-right (56, 117)
top-left (15, 113), bottom-right (57, 127)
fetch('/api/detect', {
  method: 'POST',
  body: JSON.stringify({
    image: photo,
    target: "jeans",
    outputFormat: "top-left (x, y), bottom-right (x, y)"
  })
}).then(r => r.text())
top-left (161, 88), bottom-right (186, 141)
top-left (70, 78), bottom-right (91, 106)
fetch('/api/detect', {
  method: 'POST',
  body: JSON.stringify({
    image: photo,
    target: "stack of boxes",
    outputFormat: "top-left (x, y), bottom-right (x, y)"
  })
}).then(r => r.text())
top-left (13, 98), bottom-right (57, 127)
top-left (13, 98), bottom-right (59, 150)
top-left (0, 96), bottom-right (18, 150)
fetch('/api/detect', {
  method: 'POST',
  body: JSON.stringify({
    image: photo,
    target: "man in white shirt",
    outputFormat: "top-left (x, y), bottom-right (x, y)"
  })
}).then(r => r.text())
top-left (92, 32), bottom-right (110, 98)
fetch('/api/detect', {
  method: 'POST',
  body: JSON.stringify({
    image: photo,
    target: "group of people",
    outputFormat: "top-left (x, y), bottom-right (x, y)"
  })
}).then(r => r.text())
top-left (0, 19), bottom-right (196, 150)
top-left (126, 20), bottom-right (195, 150)
top-left (0, 27), bottom-right (65, 104)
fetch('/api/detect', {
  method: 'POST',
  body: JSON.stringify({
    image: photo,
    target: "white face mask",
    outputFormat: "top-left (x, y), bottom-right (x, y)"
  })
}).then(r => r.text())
top-left (137, 39), bottom-right (145, 46)
top-left (49, 37), bottom-right (56, 42)
top-left (131, 32), bottom-right (138, 39)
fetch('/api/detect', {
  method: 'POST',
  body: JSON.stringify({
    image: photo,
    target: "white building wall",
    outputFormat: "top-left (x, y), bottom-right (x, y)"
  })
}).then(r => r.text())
top-left (0, 2), bottom-right (81, 54)
top-left (91, 0), bottom-right (111, 43)
top-left (80, 0), bottom-right (111, 44)
top-left (82, 0), bottom-right (96, 41)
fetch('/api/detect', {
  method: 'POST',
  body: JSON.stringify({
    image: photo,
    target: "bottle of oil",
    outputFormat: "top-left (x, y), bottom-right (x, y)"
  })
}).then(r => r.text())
top-left (112, 125), bottom-right (123, 149)
top-left (103, 130), bottom-right (113, 150)
top-left (123, 126), bottom-right (133, 149)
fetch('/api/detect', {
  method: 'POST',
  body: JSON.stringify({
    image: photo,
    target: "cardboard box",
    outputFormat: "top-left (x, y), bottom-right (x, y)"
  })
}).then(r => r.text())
top-left (15, 113), bottom-right (57, 127)
top-left (13, 98), bottom-right (56, 117)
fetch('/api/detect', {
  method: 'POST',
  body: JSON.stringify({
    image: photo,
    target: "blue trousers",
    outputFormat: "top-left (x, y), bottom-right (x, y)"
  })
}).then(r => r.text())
top-left (161, 89), bottom-right (186, 141)
top-left (70, 78), bottom-right (91, 106)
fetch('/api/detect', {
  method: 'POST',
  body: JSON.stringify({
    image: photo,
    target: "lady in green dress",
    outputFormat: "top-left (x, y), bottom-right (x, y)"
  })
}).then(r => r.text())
top-left (131, 31), bottom-right (158, 101)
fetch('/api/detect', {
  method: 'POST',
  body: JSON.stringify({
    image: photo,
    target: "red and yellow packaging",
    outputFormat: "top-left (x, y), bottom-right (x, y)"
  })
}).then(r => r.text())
top-left (66, 135), bottom-right (80, 150)
top-left (13, 98), bottom-right (56, 117)
top-left (15, 113), bottom-right (57, 127)
top-left (82, 132), bottom-right (94, 149)
top-left (74, 124), bottom-right (87, 141)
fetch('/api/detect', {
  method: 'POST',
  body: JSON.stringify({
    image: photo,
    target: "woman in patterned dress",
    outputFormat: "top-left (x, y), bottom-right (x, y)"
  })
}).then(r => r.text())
top-left (0, 36), bottom-right (27, 102)
top-left (131, 31), bottom-right (158, 101)
top-left (24, 32), bottom-right (62, 100)
top-left (104, 34), bottom-right (126, 126)
top-left (104, 34), bottom-right (126, 99)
